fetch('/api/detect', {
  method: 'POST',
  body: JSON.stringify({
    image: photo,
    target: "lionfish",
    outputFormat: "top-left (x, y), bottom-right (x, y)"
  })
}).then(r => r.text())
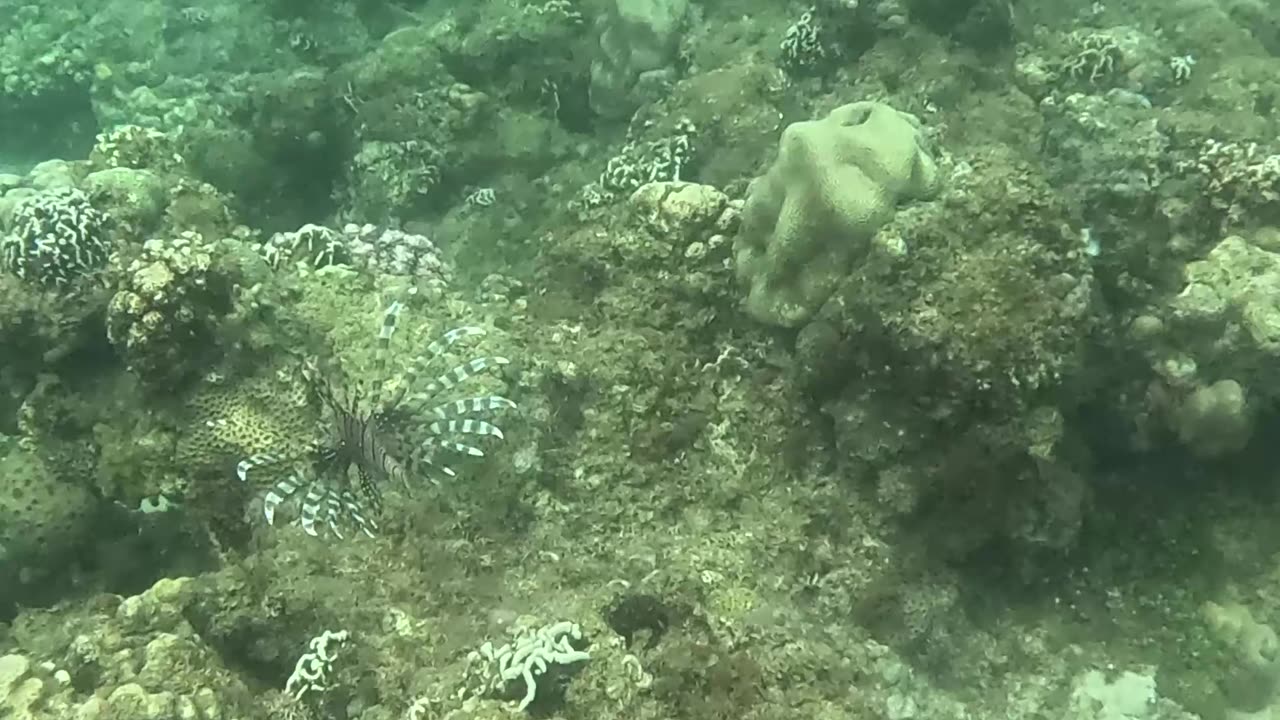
top-left (235, 302), bottom-right (516, 538)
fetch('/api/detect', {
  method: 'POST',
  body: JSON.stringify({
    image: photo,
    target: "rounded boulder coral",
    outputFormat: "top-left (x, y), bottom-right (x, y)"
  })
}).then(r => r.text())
top-left (0, 443), bottom-right (96, 573)
top-left (733, 101), bottom-right (941, 327)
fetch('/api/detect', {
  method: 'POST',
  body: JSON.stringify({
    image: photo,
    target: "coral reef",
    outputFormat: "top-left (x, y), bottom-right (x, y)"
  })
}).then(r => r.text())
top-left (9, 1), bottom-right (1280, 720)
top-left (0, 577), bottom-right (257, 719)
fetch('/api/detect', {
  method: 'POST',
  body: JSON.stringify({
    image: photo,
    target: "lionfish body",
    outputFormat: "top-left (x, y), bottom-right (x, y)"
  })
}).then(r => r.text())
top-left (237, 302), bottom-right (515, 538)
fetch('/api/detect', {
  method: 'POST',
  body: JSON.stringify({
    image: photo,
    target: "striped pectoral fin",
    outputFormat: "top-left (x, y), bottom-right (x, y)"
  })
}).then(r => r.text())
top-left (427, 417), bottom-right (507, 442)
top-left (368, 301), bottom-right (405, 408)
top-left (263, 470), bottom-right (307, 525)
top-left (340, 487), bottom-right (378, 538)
top-left (384, 455), bottom-right (412, 489)
top-left (294, 475), bottom-right (380, 539)
top-left (421, 327), bottom-right (488, 363)
top-left (423, 327), bottom-right (489, 367)
top-left (236, 452), bottom-right (281, 482)
top-left (379, 302), bottom-right (405, 340)
top-left (409, 357), bottom-right (512, 411)
top-left (428, 395), bottom-right (517, 420)
top-left (436, 356), bottom-right (510, 391)
top-left (300, 481), bottom-right (339, 538)
top-left (397, 326), bottom-right (488, 395)
top-left (412, 454), bottom-right (458, 485)
top-left (422, 435), bottom-right (487, 457)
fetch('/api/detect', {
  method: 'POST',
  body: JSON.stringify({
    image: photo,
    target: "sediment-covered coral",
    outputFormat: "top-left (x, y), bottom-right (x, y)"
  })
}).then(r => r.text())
top-left (341, 140), bottom-right (444, 222)
top-left (1132, 231), bottom-right (1280, 455)
top-left (780, 8), bottom-right (826, 72)
top-left (89, 124), bottom-right (187, 174)
top-left (1065, 667), bottom-right (1197, 720)
top-left (578, 119), bottom-right (698, 210)
top-left (106, 232), bottom-right (234, 386)
top-left (261, 222), bottom-right (351, 269)
top-left (82, 167), bottom-right (169, 239)
top-left (1180, 138), bottom-right (1280, 229)
top-left (1172, 378), bottom-right (1252, 458)
top-left (346, 224), bottom-right (450, 280)
top-left (0, 5), bottom-right (91, 104)
top-left (629, 180), bottom-right (729, 241)
top-left (1161, 233), bottom-right (1280, 384)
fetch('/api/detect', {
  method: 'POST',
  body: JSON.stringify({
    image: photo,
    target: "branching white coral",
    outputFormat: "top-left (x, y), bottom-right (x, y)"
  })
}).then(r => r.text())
top-left (466, 620), bottom-right (591, 711)
top-left (285, 629), bottom-right (350, 700)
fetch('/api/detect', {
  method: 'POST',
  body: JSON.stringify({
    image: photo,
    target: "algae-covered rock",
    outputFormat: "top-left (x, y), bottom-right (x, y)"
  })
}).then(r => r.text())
top-left (794, 147), bottom-right (1095, 562)
top-left (734, 101), bottom-right (941, 328)
top-left (82, 166), bottom-right (168, 236)
top-left (1202, 600), bottom-right (1280, 717)
top-left (804, 147), bottom-right (1092, 408)
top-left (589, 0), bottom-right (689, 118)
top-left (629, 180), bottom-right (727, 240)
top-left (1174, 379), bottom-right (1252, 458)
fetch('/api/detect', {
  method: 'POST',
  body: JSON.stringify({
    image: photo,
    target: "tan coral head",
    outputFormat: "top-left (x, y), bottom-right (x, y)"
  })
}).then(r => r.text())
top-left (733, 101), bottom-right (941, 328)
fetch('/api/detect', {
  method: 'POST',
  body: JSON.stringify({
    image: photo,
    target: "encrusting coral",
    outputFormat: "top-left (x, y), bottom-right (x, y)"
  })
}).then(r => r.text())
top-left (106, 232), bottom-right (235, 387)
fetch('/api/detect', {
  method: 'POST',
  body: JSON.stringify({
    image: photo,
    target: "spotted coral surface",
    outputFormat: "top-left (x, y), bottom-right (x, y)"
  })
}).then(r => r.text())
top-left (0, 442), bottom-right (95, 571)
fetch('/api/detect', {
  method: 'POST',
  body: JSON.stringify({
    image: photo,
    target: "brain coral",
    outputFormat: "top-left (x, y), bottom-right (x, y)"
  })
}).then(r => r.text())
top-left (733, 101), bottom-right (941, 328)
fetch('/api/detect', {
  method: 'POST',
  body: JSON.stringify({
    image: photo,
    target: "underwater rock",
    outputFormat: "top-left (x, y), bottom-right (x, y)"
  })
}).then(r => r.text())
top-left (1173, 379), bottom-right (1252, 458)
top-left (82, 167), bottom-right (168, 236)
top-left (589, 0), bottom-right (689, 118)
top-left (628, 180), bottom-right (726, 241)
top-left (1203, 600), bottom-right (1280, 717)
